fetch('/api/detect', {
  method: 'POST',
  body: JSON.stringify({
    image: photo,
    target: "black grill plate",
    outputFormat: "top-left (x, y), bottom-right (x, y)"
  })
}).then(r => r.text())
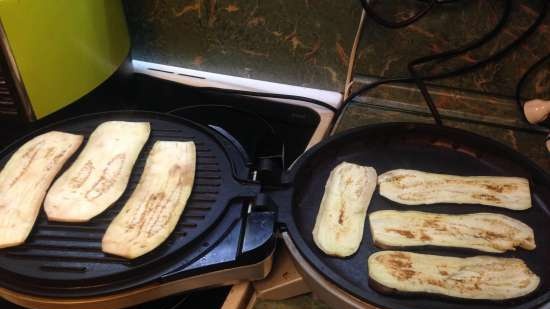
top-left (283, 123), bottom-right (550, 309)
top-left (0, 111), bottom-right (255, 297)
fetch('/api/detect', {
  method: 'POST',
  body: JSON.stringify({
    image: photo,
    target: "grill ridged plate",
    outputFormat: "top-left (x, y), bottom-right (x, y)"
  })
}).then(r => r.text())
top-left (0, 111), bottom-right (254, 296)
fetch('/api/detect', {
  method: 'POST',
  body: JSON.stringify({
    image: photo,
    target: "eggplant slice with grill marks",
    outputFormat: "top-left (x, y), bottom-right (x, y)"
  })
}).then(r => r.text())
top-left (378, 169), bottom-right (531, 210)
top-left (368, 251), bottom-right (540, 300)
top-left (312, 162), bottom-right (377, 257)
top-left (0, 131), bottom-right (83, 248)
top-left (369, 210), bottom-right (535, 253)
top-left (102, 141), bottom-right (196, 259)
top-left (44, 121), bottom-right (150, 222)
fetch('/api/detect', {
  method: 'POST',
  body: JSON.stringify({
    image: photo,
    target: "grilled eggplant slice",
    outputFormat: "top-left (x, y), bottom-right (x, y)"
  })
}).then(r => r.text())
top-left (0, 131), bottom-right (83, 248)
top-left (368, 251), bottom-right (540, 300)
top-left (313, 162), bottom-right (377, 257)
top-left (378, 169), bottom-right (531, 210)
top-left (369, 210), bottom-right (535, 253)
top-left (44, 121), bottom-right (150, 222)
top-left (102, 141), bottom-right (195, 259)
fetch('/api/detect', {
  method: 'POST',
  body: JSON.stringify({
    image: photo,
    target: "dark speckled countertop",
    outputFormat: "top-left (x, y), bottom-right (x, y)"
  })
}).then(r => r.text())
top-left (347, 0), bottom-right (550, 171)
top-left (124, 0), bottom-right (362, 91)
top-left (355, 0), bottom-right (550, 98)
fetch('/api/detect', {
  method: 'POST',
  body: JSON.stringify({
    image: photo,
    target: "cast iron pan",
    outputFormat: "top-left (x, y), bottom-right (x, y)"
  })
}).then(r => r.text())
top-left (278, 123), bottom-right (550, 309)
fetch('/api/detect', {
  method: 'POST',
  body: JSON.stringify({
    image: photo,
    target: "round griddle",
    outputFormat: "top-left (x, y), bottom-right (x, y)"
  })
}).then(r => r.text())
top-left (0, 111), bottom-right (258, 298)
top-left (279, 123), bottom-right (550, 309)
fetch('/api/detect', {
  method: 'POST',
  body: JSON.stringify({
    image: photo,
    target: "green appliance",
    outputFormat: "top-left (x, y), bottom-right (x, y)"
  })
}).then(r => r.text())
top-left (0, 0), bottom-right (130, 120)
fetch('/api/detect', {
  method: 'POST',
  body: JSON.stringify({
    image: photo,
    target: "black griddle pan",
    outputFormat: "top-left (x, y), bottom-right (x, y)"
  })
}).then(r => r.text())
top-left (276, 123), bottom-right (550, 309)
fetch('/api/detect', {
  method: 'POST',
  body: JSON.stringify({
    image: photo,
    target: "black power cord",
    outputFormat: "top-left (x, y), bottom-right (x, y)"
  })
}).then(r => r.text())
top-left (406, 0), bottom-right (512, 126)
top-left (358, 0), bottom-right (436, 29)
top-left (338, 0), bottom-right (547, 129)
top-left (408, 68), bottom-right (444, 125)
top-left (358, 0), bottom-right (464, 30)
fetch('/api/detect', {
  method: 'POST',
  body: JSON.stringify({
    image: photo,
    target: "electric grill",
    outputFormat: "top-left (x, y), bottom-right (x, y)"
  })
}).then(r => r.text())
top-left (0, 111), bottom-right (275, 308)
top-left (0, 113), bottom-right (549, 309)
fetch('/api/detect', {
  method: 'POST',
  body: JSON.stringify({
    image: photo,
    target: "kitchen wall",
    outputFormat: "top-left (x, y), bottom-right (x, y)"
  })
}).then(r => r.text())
top-left (124, 0), bottom-right (550, 171)
top-left (124, 0), bottom-right (362, 91)
top-left (347, 0), bottom-right (550, 170)
top-left (124, 1), bottom-right (549, 97)
top-left (355, 0), bottom-right (550, 99)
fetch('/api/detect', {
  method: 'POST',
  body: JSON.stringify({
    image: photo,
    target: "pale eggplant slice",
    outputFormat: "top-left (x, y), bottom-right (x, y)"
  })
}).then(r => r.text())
top-left (378, 169), bottom-right (531, 210)
top-left (369, 210), bottom-right (535, 253)
top-left (0, 131), bottom-right (83, 248)
top-left (102, 141), bottom-right (195, 259)
top-left (312, 162), bottom-right (377, 257)
top-left (44, 121), bottom-right (150, 222)
top-left (368, 251), bottom-right (540, 300)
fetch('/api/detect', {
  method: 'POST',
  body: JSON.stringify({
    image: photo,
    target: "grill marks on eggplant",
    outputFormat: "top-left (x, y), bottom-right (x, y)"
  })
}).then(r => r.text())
top-left (368, 169), bottom-right (539, 301)
top-left (369, 211), bottom-right (535, 253)
top-left (102, 141), bottom-right (196, 259)
top-left (374, 251), bottom-right (416, 281)
top-left (368, 251), bottom-right (540, 300)
top-left (85, 153), bottom-right (126, 201)
top-left (69, 160), bottom-right (94, 189)
top-left (44, 121), bottom-right (151, 222)
top-left (0, 132), bottom-right (83, 248)
top-left (378, 169), bottom-right (531, 210)
top-left (312, 162), bottom-right (377, 257)
top-left (125, 166), bottom-right (185, 239)
top-left (312, 162), bottom-right (376, 257)
top-left (8, 141), bottom-right (43, 188)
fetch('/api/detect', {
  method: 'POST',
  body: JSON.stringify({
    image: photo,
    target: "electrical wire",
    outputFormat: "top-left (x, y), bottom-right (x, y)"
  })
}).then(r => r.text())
top-left (406, 0), bottom-right (512, 126)
top-left (408, 68), bottom-right (443, 125)
top-left (344, 9), bottom-right (367, 98)
top-left (359, 0), bottom-right (436, 29)
top-left (337, 0), bottom-right (547, 129)
top-left (358, 0), bottom-right (463, 30)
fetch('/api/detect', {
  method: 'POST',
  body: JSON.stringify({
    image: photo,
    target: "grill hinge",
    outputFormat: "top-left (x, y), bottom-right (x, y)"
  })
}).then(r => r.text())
top-left (256, 156), bottom-right (284, 186)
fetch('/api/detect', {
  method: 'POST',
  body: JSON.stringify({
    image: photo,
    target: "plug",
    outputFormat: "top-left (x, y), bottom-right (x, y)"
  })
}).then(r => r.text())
top-left (523, 99), bottom-right (550, 124)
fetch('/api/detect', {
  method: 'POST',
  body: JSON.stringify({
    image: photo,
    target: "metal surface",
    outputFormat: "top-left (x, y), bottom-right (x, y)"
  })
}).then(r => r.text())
top-left (0, 1), bottom-right (129, 119)
top-left (279, 123), bottom-right (550, 309)
top-left (0, 111), bottom-right (259, 298)
top-left (0, 19), bottom-right (34, 121)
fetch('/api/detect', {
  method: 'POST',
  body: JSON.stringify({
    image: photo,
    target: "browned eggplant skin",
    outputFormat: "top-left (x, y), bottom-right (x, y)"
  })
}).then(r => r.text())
top-left (378, 169), bottom-right (531, 210)
top-left (368, 211), bottom-right (535, 253)
top-left (368, 278), bottom-right (541, 303)
top-left (367, 251), bottom-right (540, 301)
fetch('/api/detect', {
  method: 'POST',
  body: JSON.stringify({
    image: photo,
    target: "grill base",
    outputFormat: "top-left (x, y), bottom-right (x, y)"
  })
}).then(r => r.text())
top-left (282, 233), bottom-right (373, 309)
top-left (0, 253), bottom-right (273, 309)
